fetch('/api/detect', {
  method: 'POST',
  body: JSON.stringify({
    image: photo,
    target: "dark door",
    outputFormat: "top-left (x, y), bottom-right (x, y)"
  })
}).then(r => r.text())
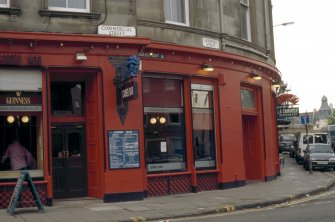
top-left (242, 115), bottom-right (262, 180)
top-left (52, 124), bottom-right (87, 199)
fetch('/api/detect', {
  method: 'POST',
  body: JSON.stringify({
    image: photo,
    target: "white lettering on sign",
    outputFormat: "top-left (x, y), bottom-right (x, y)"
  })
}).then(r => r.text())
top-left (202, 38), bottom-right (220, 49)
top-left (122, 86), bottom-right (134, 99)
top-left (98, 25), bottom-right (136, 36)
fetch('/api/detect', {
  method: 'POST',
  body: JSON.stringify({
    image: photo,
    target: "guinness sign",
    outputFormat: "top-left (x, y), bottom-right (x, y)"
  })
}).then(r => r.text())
top-left (0, 91), bottom-right (42, 112)
top-left (6, 91), bottom-right (31, 105)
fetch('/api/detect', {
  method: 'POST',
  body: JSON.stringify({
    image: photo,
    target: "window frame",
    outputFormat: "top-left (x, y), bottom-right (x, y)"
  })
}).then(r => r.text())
top-left (48, 0), bottom-right (90, 13)
top-left (164, 0), bottom-right (190, 26)
top-left (0, 0), bottom-right (9, 8)
top-left (191, 84), bottom-right (217, 169)
top-left (0, 114), bottom-right (44, 179)
top-left (143, 76), bottom-right (187, 173)
top-left (240, 0), bottom-right (251, 41)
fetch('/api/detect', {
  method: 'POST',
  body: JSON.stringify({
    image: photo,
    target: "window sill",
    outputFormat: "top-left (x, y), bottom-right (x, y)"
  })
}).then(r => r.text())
top-left (39, 9), bottom-right (101, 20)
top-left (0, 7), bottom-right (21, 16)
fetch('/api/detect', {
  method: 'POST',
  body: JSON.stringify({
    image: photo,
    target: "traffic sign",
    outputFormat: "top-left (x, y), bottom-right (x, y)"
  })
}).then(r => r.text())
top-left (301, 115), bottom-right (310, 125)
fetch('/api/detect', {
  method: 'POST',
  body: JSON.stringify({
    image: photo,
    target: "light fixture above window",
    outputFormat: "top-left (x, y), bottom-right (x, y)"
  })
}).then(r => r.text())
top-left (76, 52), bottom-right (87, 61)
top-left (250, 70), bottom-right (262, 80)
top-left (202, 64), bottom-right (214, 72)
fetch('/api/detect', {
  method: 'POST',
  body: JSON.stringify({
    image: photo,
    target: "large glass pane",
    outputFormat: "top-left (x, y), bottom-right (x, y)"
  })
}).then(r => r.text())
top-left (49, 0), bottom-right (67, 7)
top-left (240, 0), bottom-right (250, 40)
top-left (192, 89), bottom-right (216, 169)
top-left (241, 89), bottom-right (255, 109)
top-left (51, 82), bottom-right (85, 116)
top-left (49, 0), bottom-right (88, 12)
top-left (0, 115), bottom-right (44, 178)
top-left (143, 77), bottom-right (186, 172)
top-left (69, 0), bottom-right (86, 9)
top-left (0, 0), bottom-right (8, 7)
top-left (165, 0), bottom-right (187, 24)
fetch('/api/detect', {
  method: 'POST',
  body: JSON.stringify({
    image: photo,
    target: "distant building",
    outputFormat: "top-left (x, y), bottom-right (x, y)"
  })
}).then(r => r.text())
top-left (313, 96), bottom-right (332, 130)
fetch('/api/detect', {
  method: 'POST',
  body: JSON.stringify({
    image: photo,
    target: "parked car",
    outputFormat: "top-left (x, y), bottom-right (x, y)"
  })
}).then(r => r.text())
top-left (295, 132), bottom-right (329, 164)
top-left (303, 144), bottom-right (335, 171)
top-left (278, 134), bottom-right (297, 156)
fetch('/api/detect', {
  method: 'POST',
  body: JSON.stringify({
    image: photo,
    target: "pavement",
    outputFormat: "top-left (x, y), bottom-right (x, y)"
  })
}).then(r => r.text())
top-left (1, 153), bottom-right (335, 222)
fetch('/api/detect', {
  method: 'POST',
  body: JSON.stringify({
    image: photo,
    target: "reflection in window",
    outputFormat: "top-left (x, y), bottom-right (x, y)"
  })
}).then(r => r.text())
top-left (164, 0), bottom-right (189, 26)
top-left (0, 0), bottom-right (9, 8)
top-left (49, 0), bottom-right (90, 12)
top-left (51, 82), bottom-right (85, 115)
top-left (0, 115), bottom-right (44, 178)
top-left (192, 87), bottom-right (216, 169)
top-left (241, 89), bottom-right (255, 109)
top-left (143, 77), bottom-right (186, 172)
top-left (240, 0), bottom-right (251, 41)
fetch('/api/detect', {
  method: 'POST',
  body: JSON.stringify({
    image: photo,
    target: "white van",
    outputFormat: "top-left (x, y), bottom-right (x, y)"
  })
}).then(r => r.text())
top-left (295, 132), bottom-right (329, 164)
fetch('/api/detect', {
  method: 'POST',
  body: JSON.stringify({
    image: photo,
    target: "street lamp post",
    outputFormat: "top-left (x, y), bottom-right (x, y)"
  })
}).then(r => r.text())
top-left (273, 22), bottom-right (295, 27)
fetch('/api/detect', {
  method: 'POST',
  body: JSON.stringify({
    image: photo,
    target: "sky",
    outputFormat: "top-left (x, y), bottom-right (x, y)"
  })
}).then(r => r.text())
top-left (271, 0), bottom-right (335, 112)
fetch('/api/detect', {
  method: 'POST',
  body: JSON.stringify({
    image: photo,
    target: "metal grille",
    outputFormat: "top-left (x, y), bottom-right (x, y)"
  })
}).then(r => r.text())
top-left (148, 174), bottom-right (191, 196)
top-left (0, 183), bottom-right (48, 209)
top-left (197, 173), bottom-right (218, 191)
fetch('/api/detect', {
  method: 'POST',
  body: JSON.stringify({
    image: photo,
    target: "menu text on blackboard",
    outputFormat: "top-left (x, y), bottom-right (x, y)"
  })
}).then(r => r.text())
top-left (108, 130), bottom-right (140, 169)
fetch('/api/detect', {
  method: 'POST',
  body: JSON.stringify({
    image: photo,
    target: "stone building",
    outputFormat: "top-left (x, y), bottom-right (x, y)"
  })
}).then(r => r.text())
top-left (0, 0), bottom-right (281, 207)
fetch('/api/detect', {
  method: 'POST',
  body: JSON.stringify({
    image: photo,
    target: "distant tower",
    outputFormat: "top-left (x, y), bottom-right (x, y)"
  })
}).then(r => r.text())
top-left (319, 95), bottom-right (332, 119)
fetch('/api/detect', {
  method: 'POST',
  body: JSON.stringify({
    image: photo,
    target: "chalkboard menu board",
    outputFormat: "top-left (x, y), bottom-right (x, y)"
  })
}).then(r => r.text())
top-left (7, 171), bottom-right (44, 215)
top-left (108, 130), bottom-right (140, 169)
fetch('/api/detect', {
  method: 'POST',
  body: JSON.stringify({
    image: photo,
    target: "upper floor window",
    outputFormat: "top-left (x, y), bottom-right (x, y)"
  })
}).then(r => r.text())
top-left (0, 0), bottom-right (9, 8)
top-left (164, 0), bottom-right (189, 26)
top-left (49, 0), bottom-right (90, 13)
top-left (240, 0), bottom-right (251, 41)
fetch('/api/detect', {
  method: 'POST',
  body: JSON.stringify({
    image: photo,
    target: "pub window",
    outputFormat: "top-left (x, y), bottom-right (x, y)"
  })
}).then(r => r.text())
top-left (241, 88), bottom-right (255, 109)
top-left (143, 77), bottom-right (186, 172)
top-left (240, 0), bottom-right (251, 41)
top-left (50, 82), bottom-right (85, 116)
top-left (48, 0), bottom-right (90, 13)
top-left (191, 84), bottom-right (216, 169)
top-left (0, 0), bottom-right (9, 8)
top-left (0, 115), bottom-right (44, 179)
top-left (164, 0), bottom-right (190, 26)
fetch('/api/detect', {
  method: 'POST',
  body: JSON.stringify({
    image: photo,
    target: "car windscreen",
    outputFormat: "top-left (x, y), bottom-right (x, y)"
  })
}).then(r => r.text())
top-left (314, 134), bottom-right (328, 144)
top-left (310, 145), bottom-right (333, 153)
top-left (281, 135), bottom-right (296, 141)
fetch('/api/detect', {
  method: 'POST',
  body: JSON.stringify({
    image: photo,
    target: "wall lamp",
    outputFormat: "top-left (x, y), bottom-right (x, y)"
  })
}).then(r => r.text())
top-left (250, 71), bottom-right (262, 80)
top-left (76, 52), bottom-right (87, 61)
top-left (202, 64), bottom-right (214, 72)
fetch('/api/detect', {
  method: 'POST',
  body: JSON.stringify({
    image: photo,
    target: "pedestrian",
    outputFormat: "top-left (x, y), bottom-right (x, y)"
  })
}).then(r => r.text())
top-left (1, 139), bottom-right (36, 171)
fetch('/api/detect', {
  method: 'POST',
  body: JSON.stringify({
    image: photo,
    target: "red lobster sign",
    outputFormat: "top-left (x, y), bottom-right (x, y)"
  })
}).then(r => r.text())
top-left (276, 94), bottom-right (299, 105)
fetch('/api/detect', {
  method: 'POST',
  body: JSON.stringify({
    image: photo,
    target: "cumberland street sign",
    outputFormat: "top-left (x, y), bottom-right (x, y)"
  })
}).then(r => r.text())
top-left (277, 106), bottom-right (299, 118)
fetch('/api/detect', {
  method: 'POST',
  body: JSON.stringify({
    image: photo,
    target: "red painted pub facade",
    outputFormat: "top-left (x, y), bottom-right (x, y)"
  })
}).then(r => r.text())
top-left (0, 31), bottom-right (280, 207)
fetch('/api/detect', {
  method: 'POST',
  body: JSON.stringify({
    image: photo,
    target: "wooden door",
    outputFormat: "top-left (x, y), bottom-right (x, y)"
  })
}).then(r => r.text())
top-left (242, 115), bottom-right (261, 180)
top-left (52, 124), bottom-right (87, 199)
